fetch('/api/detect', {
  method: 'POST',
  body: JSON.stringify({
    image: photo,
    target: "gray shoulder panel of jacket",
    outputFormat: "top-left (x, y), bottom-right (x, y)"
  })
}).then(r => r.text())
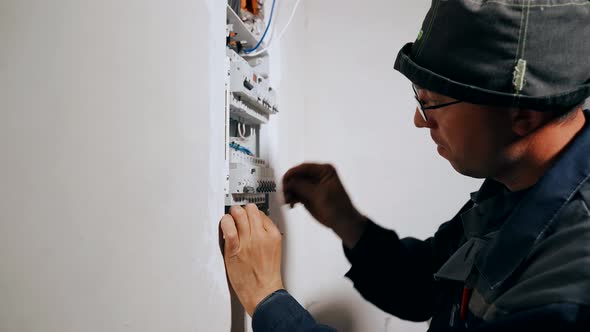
top-left (477, 184), bottom-right (590, 322)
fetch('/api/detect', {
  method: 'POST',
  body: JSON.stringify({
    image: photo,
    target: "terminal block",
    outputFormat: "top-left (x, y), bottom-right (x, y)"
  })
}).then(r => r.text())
top-left (227, 48), bottom-right (278, 118)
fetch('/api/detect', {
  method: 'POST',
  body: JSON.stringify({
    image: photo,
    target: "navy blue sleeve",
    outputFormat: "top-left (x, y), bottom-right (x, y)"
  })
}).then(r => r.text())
top-left (252, 290), bottom-right (337, 332)
top-left (343, 217), bottom-right (465, 322)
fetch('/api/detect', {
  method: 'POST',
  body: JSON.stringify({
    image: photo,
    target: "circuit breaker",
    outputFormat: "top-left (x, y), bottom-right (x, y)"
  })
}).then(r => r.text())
top-left (225, 0), bottom-right (277, 214)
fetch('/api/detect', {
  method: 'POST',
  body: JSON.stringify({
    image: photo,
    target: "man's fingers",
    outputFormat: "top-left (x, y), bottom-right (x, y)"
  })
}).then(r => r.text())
top-left (219, 214), bottom-right (240, 257)
top-left (260, 211), bottom-right (281, 237)
top-left (282, 163), bottom-right (328, 186)
top-left (283, 191), bottom-right (295, 207)
top-left (282, 164), bottom-right (336, 207)
top-left (259, 210), bottom-right (272, 231)
top-left (283, 177), bottom-right (317, 207)
top-left (230, 205), bottom-right (251, 239)
top-left (245, 203), bottom-right (264, 232)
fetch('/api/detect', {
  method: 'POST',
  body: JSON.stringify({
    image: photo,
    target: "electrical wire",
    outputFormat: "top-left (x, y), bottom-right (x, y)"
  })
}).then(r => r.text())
top-left (274, 0), bottom-right (302, 45)
top-left (238, 122), bottom-right (245, 139)
top-left (245, 0), bottom-right (281, 55)
top-left (244, 0), bottom-right (277, 53)
top-left (243, 0), bottom-right (302, 57)
top-left (237, 123), bottom-right (257, 142)
top-left (229, 142), bottom-right (253, 155)
top-left (237, 123), bottom-right (253, 139)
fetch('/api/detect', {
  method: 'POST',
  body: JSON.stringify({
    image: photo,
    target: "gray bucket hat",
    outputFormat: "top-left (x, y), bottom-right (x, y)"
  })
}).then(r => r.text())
top-left (394, 0), bottom-right (590, 111)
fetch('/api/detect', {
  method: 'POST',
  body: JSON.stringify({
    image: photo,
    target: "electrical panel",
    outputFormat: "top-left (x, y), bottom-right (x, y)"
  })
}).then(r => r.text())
top-left (227, 48), bottom-right (278, 125)
top-left (225, 1), bottom-right (277, 213)
top-left (228, 150), bottom-right (277, 194)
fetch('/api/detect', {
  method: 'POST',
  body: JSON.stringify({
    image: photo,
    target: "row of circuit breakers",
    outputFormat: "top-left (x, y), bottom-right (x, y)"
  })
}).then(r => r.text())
top-left (224, 28), bottom-right (278, 211)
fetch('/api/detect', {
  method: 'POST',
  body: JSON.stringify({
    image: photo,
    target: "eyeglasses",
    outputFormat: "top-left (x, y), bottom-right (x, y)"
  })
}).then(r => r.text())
top-left (413, 85), bottom-right (463, 121)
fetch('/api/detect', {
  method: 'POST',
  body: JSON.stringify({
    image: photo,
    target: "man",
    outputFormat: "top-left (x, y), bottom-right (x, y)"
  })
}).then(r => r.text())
top-left (219, 0), bottom-right (590, 331)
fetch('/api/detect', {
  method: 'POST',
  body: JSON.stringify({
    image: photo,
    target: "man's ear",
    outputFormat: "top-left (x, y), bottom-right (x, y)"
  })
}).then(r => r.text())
top-left (510, 108), bottom-right (551, 137)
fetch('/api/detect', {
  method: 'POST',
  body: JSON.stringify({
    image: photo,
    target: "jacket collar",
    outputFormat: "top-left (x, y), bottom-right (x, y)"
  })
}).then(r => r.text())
top-left (475, 110), bottom-right (590, 290)
top-left (463, 182), bottom-right (528, 239)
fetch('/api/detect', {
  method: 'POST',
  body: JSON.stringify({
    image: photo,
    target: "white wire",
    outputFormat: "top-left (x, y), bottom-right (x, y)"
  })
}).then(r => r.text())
top-left (276, 0), bottom-right (302, 41)
top-left (238, 122), bottom-right (246, 139)
top-left (242, 0), bottom-right (302, 57)
top-left (237, 123), bottom-right (254, 140)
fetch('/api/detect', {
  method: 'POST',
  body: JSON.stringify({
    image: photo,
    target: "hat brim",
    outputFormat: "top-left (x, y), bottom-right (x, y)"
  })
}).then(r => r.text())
top-left (394, 43), bottom-right (590, 112)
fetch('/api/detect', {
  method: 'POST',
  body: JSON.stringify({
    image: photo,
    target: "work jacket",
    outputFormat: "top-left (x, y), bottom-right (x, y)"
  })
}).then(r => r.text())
top-left (251, 111), bottom-right (590, 332)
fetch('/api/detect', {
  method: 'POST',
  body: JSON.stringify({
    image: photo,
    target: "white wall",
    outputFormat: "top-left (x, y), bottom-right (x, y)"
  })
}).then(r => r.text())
top-left (278, 1), bottom-right (483, 331)
top-left (0, 1), bottom-right (229, 331)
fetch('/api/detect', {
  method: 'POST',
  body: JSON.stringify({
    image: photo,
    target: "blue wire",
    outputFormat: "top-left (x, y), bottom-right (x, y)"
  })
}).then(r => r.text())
top-left (239, 147), bottom-right (253, 155)
top-left (243, 0), bottom-right (276, 53)
top-left (229, 142), bottom-right (253, 156)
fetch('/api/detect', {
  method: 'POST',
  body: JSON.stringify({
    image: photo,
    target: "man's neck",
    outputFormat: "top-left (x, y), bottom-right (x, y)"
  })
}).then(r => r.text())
top-left (496, 110), bottom-right (587, 192)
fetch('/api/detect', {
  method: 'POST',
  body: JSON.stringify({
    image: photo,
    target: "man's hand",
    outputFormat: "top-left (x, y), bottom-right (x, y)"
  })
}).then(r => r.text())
top-left (219, 204), bottom-right (284, 316)
top-left (282, 163), bottom-right (367, 248)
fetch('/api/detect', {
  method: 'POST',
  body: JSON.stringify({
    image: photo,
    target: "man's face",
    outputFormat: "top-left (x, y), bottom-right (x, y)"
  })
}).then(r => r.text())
top-left (413, 87), bottom-right (516, 178)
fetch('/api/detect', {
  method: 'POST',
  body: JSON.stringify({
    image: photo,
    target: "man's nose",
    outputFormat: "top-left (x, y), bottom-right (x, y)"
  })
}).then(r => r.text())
top-left (414, 108), bottom-right (431, 128)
